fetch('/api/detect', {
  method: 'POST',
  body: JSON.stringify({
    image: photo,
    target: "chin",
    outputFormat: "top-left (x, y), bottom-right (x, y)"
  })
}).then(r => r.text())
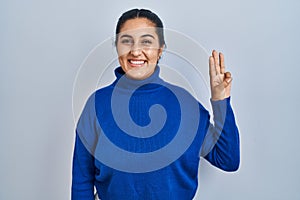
top-left (126, 69), bottom-right (151, 80)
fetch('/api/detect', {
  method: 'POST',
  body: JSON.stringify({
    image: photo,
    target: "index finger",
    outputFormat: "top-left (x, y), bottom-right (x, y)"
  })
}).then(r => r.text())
top-left (209, 56), bottom-right (216, 78)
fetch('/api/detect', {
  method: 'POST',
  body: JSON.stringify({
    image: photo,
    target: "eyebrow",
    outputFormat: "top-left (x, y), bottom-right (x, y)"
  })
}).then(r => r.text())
top-left (141, 34), bottom-right (155, 39)
top-left (120, 34), bottom-right (155, 39)
top-left (120, 34), bottom-right (132, 39)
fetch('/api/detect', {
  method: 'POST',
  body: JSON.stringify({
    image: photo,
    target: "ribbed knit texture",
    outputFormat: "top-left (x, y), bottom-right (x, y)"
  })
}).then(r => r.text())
top-left (72, 66), bottom-right (240, 200)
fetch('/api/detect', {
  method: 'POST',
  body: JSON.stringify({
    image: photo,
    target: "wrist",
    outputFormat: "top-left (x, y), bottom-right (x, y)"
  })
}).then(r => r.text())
top-left (211, 95), bottom-right (230, 101)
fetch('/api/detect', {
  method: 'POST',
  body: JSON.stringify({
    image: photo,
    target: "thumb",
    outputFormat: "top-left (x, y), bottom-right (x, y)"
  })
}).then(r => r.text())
top-left (224, 72), bottom-right (232, 87)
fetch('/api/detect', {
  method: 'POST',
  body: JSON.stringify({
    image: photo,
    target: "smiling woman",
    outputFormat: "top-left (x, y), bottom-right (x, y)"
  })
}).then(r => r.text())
top-left (71, 8), bottom-right (240, 200)
top-left (116, 18), bottom-right (164, 80)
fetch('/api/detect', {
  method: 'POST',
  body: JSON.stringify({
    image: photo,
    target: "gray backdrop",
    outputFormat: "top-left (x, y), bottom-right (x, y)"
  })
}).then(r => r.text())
top-left (1, 0), bottom-right (299, 199)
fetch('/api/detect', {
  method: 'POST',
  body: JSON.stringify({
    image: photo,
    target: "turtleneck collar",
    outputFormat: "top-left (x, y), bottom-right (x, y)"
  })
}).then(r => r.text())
top-left (113, 66), bottom-right (165, 91)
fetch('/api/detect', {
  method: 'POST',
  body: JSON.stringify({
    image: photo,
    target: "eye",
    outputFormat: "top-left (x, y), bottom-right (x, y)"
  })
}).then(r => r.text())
top-left (120, 38), bottom-right (133, 45)
top-left (141, 39), bottom-right (153, 45)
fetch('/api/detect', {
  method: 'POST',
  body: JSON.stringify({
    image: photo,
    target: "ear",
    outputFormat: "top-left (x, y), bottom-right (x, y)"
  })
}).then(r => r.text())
top-left (158, 44), bottom-right (165, 57)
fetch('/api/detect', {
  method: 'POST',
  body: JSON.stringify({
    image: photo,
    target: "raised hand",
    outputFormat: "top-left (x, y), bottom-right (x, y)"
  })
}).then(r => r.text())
top-left (209, 50), bottom-right (232, 101)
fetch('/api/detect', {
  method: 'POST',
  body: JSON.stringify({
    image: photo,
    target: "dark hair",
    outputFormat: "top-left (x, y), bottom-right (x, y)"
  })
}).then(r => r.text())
top-left (115, 8), bottom-right (165, 47)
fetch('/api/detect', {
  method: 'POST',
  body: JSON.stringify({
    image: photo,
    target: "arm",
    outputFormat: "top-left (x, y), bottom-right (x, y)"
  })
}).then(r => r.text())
top-left (200, 97), bottom-right (240, 171)
top-left (71, 94), bottom-right (98, 199)
top-left (200, 50), bottom-right (240, 171)
top-left (72, 133), bottom-right (96, 199)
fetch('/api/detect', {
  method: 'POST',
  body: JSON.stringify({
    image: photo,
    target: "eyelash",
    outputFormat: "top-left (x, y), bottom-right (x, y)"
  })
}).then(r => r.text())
top-left (120, 39), bottom-right (153, 45)
top-left (141, 40), bottom-right (152, 45)
top-left (121, 39), bottom-right (133, 44)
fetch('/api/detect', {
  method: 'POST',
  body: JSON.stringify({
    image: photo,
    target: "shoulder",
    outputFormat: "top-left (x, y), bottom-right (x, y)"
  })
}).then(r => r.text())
top-left (163, 81), bottom-right (209, 113)
top-left (94, 83), bottom-right (115, 97)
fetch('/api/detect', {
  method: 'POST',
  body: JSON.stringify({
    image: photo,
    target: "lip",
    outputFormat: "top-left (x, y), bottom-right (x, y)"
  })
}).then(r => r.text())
top-left (127, 59), bottom-right (147, 67)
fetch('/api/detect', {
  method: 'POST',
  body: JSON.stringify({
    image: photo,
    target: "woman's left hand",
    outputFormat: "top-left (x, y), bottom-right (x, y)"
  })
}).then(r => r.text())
top-left (209, 50), bottom-right (232, 101)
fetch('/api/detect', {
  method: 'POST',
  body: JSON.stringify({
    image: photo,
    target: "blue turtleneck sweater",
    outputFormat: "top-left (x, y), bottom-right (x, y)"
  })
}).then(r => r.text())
top-left (72, 67), bottom-right (240, 200)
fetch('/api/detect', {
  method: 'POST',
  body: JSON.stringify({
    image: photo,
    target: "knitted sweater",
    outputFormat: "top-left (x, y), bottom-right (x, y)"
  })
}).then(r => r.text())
top-left (71, 66), bottom-right (240, 200)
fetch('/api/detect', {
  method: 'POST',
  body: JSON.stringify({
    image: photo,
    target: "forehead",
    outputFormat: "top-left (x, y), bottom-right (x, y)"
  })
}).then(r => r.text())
top-left (119, 18), bottom-right (157, 37)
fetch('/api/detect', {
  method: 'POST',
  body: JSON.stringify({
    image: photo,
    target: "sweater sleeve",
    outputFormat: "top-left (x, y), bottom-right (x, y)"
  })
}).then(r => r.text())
top-left (71, 133), bottom-right (95, 200)
top-left (71, 94), bottom-right (98, 200)
top-left (200, 97), bottom-right (240, 172)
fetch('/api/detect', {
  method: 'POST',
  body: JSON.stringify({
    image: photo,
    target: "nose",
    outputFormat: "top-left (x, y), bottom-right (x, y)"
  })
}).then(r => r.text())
top-left (130, 43), bottom-right (142, 56)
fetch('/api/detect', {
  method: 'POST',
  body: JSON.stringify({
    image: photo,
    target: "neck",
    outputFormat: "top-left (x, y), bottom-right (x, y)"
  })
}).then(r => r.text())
top-left (113, 66), bottom-right (164, 91)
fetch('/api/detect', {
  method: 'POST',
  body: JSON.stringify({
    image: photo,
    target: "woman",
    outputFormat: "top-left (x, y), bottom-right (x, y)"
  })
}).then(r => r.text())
top-left (72, 8), bottom-right (240, 200)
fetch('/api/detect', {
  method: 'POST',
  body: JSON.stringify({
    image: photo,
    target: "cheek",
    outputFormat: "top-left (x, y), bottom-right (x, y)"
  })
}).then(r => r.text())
top-left (116, 44), bottom-right (130, 58)
top-left (117, 49), bottom-right (127, 62)
top-left (118, 55), bottom-right (128, 69)
top-left (144, 50), bottom-right (160, 62)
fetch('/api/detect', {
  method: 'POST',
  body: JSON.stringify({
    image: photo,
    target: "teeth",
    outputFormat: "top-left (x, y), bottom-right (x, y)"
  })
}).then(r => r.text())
top-left (130, 60), bottom-right (145, 65)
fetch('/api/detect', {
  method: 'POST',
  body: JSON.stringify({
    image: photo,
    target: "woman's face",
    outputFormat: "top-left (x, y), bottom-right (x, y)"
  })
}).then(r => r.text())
top-left (116, 18), bottom-right (164, 80)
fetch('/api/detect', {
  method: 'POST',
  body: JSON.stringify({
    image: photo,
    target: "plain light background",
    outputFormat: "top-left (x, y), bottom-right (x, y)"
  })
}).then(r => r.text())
top-left (1, 0), bottom-right (299, 199)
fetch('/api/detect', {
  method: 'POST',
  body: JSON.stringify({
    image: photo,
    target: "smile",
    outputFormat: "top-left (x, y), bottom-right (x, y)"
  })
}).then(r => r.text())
top-left (128, 60), bottom-right (146, 67)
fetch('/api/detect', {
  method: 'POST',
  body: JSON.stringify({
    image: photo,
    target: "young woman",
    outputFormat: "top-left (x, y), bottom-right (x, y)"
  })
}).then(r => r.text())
top-left (72, 8), bottom-right (240, 200)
